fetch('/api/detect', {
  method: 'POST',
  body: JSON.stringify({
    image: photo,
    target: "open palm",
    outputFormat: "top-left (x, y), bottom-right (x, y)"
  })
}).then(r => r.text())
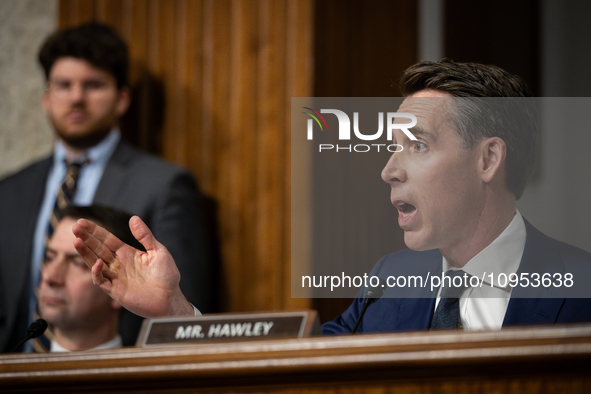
top-left (73, 216), bottom-right (193, 318)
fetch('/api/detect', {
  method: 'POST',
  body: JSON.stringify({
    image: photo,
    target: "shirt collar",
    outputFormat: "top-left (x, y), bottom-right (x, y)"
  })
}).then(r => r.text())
top-left (50, 335), bottom-right (122, 352)
top-left (53, 128), bottom-right (121, 167)
top-left (442, 211), bottom-right (527, 289)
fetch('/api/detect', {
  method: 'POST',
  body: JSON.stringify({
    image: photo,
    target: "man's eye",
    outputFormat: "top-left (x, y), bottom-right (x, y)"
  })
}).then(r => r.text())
top-left (84, 80), bottom-right (107, 90)
top-left (43, 252), bottom-right (55, 265)
top-left (52, 81), bottom-right (71, 91)
top-left (414, 142), bottom-right (427, 152)
top-left (73, 259), bottom-right (89, 269)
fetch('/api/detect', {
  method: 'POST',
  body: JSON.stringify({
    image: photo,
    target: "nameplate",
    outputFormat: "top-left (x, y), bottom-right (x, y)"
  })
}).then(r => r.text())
top-left (136, 310), bottom-right (320, 347)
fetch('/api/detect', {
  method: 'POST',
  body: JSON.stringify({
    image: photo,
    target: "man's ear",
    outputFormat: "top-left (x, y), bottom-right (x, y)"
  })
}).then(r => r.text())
top-left (479, 137), bottom-right (506, 183)
top-left (42, 88), bottom-right (50, 112)
top-left (115, 86), bottom-right (131, 117)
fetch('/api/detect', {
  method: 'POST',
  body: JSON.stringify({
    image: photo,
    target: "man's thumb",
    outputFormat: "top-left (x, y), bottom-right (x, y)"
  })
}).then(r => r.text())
top-left (129, 216), bottom-right (159, 252)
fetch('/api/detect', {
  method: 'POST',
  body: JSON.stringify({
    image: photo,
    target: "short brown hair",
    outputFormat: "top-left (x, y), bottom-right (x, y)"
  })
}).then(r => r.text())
top-left (38, 22), bottom-right (129, 89)
top-left (399, 59), bottom-right (538, 199)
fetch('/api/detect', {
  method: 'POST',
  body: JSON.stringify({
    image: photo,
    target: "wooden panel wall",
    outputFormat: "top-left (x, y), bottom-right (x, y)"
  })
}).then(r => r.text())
top-left (311, 0), bottom-right (418, 324)
top-left (58, 0), bottom-right (313, 313)
top-left (314, 0), bottom-right (418, 97)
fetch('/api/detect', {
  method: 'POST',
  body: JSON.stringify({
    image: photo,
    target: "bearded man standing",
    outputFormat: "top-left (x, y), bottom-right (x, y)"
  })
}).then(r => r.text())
top-left (0, 22), bottom-right (213, 352)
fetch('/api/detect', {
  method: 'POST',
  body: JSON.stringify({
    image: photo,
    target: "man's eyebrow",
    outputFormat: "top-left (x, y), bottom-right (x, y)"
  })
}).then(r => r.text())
top-left (57, 251), bottom-right (85, 262)
top-left (43, 247), bottom-right (82, 259)
top-left (408, 126), bottom-right (436, 141)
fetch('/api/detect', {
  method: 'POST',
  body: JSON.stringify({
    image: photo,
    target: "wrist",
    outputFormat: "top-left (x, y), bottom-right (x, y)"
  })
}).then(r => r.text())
top-left (168, 289), bottom-right (194, 317)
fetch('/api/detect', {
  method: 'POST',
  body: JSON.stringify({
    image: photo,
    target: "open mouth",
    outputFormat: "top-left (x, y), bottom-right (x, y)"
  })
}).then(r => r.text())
top-left (396, 201), bottom-right (416, 218)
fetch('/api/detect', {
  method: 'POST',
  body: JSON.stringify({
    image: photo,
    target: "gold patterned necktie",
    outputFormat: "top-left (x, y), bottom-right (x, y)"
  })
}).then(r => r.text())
top-left (47, 160), bottom-right (87, 240)
top-left (33, 159), bottom-right (88, 352)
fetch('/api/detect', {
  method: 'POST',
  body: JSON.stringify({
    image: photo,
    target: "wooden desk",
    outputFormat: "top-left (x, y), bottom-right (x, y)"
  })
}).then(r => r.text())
top-left (2, 324), bottom-right (591, 393)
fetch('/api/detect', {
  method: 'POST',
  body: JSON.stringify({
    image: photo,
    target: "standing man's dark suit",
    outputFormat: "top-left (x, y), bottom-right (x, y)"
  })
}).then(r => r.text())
top-left (0, 22), bottom-right (217, 353)
top-left (0, 139), bottom-right (213, 352)
top-left (322, 221), bottom-right (591, 334)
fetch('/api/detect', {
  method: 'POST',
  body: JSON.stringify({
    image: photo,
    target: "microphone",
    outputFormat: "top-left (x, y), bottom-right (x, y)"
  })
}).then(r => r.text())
top-left (351, 278), bottom-right (386, 334)
top-left (11, 319), bottom-right (48, 353)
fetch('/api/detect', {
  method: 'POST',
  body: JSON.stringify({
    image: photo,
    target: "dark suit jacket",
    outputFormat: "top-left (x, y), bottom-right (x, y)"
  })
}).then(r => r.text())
top-left (0, 140), bottom-right (214, 352)
top-left (322, 220), bottom-right (591, 334)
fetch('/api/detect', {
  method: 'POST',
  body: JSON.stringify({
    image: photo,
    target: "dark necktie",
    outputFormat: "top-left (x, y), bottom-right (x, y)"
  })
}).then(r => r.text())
top-left (47, 160), bottom-right (87, 241)
top-left (431, 270), bottom-right (471, 330)
top-left (33, 159), bottom-right (88, 352)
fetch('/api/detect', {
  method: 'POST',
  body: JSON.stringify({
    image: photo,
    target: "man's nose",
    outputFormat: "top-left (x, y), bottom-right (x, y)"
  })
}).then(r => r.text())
top-left (381, 152), bottom-right (406, 185)
top-left (41, 258), bottom-right (67, 287)
top-left (69, 83), bottom-right (85, 102)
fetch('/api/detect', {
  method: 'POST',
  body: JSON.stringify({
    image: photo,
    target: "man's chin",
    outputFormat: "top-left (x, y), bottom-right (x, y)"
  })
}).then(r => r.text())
top-left (403, 231), bottom-right (433, 251)
top-left (38, 310), bottom-right (61, 326)
top-left (57, 128), bottom-right (111, 150)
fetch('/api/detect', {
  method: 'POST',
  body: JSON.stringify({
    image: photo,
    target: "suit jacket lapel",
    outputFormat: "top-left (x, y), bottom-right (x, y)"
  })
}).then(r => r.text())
top-left (395, 297), bottom-right (437, 330)
top-left (503, 220), bottom-right (566, 326)
top-left (93, 141), bottom-right (133, 204)
top-left (394, 253), bottom-right (440, 330)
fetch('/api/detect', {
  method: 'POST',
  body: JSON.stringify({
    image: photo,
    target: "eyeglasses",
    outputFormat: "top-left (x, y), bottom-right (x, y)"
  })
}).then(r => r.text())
top-left (46, 78), bottom-right (113, 99)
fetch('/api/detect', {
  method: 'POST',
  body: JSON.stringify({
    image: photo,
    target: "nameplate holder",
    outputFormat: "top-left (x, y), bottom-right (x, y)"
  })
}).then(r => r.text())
top-left (135, 310), bottom-right (320, 347)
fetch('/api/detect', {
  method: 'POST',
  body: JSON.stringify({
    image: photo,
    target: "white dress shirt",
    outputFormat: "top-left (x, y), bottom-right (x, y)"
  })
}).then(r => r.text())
top-left (435, 211), bottom-right (527, 330)
top-left (50, 335), bottom-right (122, 352)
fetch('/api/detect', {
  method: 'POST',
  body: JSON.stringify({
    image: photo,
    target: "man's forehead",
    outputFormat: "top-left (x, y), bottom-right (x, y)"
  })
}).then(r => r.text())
top-left (399, 90), bottom-right (452, 110)
top-left (408, 89), bottom-right (452, 98)
top-left (48, 218), bottom-right (78, 251)
top-left (49, 57), bottom-right (112, 79)
top-left (396, 90), bottom-right (453, 129)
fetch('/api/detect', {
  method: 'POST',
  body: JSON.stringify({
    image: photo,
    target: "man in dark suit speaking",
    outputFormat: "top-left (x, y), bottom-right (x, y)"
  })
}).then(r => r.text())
top-left (322, 60), bottom-right (591, 333)
top-left (71, 60), bottom-right (591, 330)
top-left (0, 22), bottom-right (213, 352)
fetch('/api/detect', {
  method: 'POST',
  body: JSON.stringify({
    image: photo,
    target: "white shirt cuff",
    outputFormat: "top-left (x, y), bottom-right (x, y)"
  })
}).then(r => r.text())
top-left (190, 303), bottom-right (202, 316)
